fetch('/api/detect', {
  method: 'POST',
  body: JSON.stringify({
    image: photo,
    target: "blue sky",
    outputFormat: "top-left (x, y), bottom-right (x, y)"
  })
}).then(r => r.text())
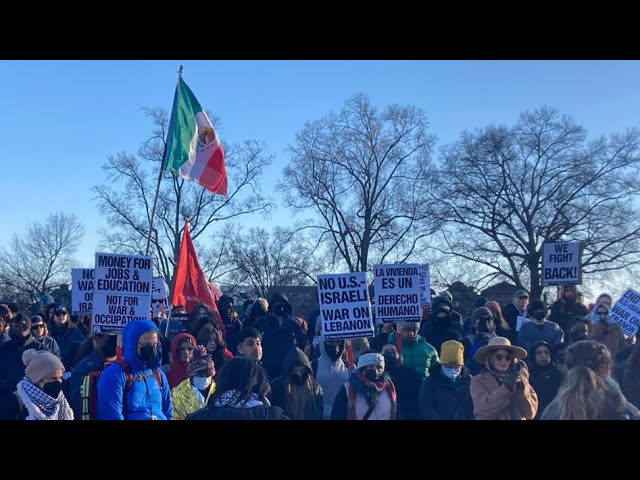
top-left (1, 60), bottom-right (639, 278)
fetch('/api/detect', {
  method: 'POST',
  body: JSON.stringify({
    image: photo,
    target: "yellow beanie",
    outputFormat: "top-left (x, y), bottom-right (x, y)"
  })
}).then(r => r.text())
top-left (440, 340), bottom-right (464, 365)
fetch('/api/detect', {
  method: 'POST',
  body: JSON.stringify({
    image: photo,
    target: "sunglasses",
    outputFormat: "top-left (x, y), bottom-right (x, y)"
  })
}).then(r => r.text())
top-left (493, 353), bottom-right (513, 361)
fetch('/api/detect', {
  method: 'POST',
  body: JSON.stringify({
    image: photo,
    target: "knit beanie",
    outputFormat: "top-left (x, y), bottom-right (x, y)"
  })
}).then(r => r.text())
top-left (440, 340), bottom-right (464, 365)
top-left (22, 349), bottom-right (64, 384)
top-left (187, 345), bottom-right (215, 377)
top-left (397, 321), bottom-right (420, 330)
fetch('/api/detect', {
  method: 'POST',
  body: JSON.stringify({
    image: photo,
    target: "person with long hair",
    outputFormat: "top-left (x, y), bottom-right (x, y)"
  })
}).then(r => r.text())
top-left (195, 324), bottom-right (232, 379)
top-left (485, 301), bottom-right (514, 343)
top-left (470, 337), bottom-right (538, 420)
top-left (542, 340), bottom-right (639, 420)
top-left (270, 347), bottom-right (323, 420)
top-left (186, 356), bottom-right (288, 420)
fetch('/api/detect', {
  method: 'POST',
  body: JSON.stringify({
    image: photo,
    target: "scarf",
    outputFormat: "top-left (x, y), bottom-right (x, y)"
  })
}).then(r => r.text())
top-left (347, 371), bottom-right (396, 420)
top-left (284, 377), bottom-right (320, 420)
top-left (17, 377), bottom-right (74, 420)
top-left (213, 390), bottom-right (267, 408)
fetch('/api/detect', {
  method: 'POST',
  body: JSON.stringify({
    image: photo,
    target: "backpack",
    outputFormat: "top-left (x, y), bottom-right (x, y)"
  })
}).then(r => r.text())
top-left (80, 359), bottom-right (163, 420)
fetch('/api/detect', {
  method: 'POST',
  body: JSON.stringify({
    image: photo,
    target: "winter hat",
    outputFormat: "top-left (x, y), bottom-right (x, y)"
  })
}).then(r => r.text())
top-left (39, 294), bottom-right (55, 306)
top-left (187, 345), bottom-right (215, 377)
top-left (472, 307), bottom-right (494, 323)
top-left (357, 352), bottom-right (385, 370)
top-left (440, 340), bottom-right (464, 365)
top-left (474, 337), bottom-right (527, 364)
top-left (22, 349), bottom-right (64, 384)
top-left (397, 321), bottom-right (420, 330)
top-left (439, 291), bottom-right (453, 302)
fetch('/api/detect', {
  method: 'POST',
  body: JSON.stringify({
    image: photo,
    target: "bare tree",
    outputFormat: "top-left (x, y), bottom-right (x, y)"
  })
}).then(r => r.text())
top-left (0, 212), bottom-right (84, 303)
top-left (228, 227), bottom-right (317, 298)
top-left (92, 107), bottom-right (273, 287)
top-left (281, 93), bottom-right (440, 273)
top-left (431, 106), bottom-right (640, 299)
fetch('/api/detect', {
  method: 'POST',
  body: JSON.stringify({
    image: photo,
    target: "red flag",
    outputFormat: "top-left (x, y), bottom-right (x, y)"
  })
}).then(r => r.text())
top-left (171, 220), bottom-right (224, 331)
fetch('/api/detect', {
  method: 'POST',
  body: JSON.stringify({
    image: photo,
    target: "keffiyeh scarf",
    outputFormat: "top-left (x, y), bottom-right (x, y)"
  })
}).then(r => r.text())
top-left (213, 389), bottom-right (268, 408)
top-left (17, 377), bottom-right (74, 420)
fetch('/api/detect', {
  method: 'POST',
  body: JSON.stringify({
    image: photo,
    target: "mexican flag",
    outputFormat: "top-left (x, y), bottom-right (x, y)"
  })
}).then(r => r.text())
top-left (162, 78), bottom-right (228, 196)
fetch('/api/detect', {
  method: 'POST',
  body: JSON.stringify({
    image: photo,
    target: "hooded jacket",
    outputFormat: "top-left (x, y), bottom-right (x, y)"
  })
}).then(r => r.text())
top-left (313, 340), bottom-right (349, 420)
top-left (259, 292), bottom-right (308, 379)
top-left (97, 320), bottom-right (172, 420)
top-left (166, 332), bottom-right (197, 389)
top-left (270, 347), bottom-right (323, 420)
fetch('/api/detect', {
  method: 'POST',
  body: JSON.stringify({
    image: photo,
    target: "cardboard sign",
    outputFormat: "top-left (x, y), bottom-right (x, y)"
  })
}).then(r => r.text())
top-left (542, 241), bottom-right (582, 286)
top-left (419, 264), bottom-right (431, 308)
top-left (610, 288), bottom-right (640, 337)
top-left (373, 264), bottom-right (422, 323)
top-left (317, 272), bottom-right (374, 340)
top-left (71, 268), bottom-right (94, 315)
top-left (92, 253), bottom-right (153, 334)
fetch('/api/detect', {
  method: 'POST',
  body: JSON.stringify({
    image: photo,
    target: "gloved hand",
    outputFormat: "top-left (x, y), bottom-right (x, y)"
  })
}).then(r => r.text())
top-left (503, 369), bottom-right (520, 391)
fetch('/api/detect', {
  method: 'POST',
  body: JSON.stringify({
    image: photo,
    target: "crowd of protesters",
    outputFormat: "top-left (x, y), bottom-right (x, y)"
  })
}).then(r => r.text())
top-left (0, 284), bottom-right (638, 421)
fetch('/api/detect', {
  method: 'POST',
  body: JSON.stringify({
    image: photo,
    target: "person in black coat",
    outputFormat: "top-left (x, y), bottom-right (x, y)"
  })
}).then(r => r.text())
top-left (380, 342), bottom-right (422, 420)
top-left (0, 314), bottom-right (46, 395)
top-left (418, 340), bottom-right (474, 420)
top-left (270, 347), bottom-right (323, 420)
top-left (528, 341), bottom-right (564, 420)
top-left (186, 357), bottom-right (289, 420)
top-left (258, 292), bottom-right (307, 380)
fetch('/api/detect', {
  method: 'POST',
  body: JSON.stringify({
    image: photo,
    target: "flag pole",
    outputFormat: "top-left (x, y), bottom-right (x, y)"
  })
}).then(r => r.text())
top-left (145, 65), bottom-right (184, 256)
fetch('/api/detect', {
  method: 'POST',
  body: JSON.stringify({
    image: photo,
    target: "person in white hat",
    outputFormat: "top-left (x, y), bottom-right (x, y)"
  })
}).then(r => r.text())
top-left (470, 336), bottom-right (538, 420)
top-left (331, 351), bottom-right (397, 420)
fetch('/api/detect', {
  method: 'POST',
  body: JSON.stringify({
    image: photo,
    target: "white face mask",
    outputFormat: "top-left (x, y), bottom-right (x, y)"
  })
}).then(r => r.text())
top-left (193, 376), bottom-right (212, 390)
top-left (441, 366), bottom-right (462, 380)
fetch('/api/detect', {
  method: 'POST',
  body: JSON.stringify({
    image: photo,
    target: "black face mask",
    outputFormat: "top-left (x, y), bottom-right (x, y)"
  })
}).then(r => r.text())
top-left (98, 336), bottom-right (118, 358)
top-left (324, 344), bottom-right (341, 361)
top-left (383, 353), bottom-right (399, 368)
top-left (364, 370), bottom-right (380, 382)
top-left (138, 345), bottom-right (157, 364)
top-left (42, 380), bottom-right (62, 398)
top-left (570, 331), bottom-right (587, 343)
top-left (290, 371), bottom-right (308, 385)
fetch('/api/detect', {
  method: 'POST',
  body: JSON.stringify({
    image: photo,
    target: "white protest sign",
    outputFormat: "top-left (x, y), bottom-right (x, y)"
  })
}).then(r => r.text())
top-left (374, 264), bottom-right (422, 323)
top-left (542, 241), bottom-right (582, 286)
top-left (317, 272), bottom-right (374, 340)
top-left (610, 288), bottom-right (640, 337)
top-left (92, 252), bottom-right (153, 334)
top-left (152, 277), bottom-right (170, 318)
top-left (71, 268), bottom-right (94, 315)
top-left (419, 264), bottom-right (431, 307)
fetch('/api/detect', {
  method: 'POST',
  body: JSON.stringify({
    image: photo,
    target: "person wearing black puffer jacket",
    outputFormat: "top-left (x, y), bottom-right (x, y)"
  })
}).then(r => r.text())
top-left (257, 292), bottom-right (307, 380)
top-left (418, 340), bottom-right (474, 420)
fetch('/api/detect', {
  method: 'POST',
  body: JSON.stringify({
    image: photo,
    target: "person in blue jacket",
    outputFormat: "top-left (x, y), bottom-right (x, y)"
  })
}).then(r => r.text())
top-left (97, 320), bottom-right (172, 420)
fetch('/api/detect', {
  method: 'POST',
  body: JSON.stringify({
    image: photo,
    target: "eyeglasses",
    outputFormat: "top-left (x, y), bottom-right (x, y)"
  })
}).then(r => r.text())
top-left (494, 353), bottom-right (513, 361)
top-left (31, 325), bottom-right (45, 330)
